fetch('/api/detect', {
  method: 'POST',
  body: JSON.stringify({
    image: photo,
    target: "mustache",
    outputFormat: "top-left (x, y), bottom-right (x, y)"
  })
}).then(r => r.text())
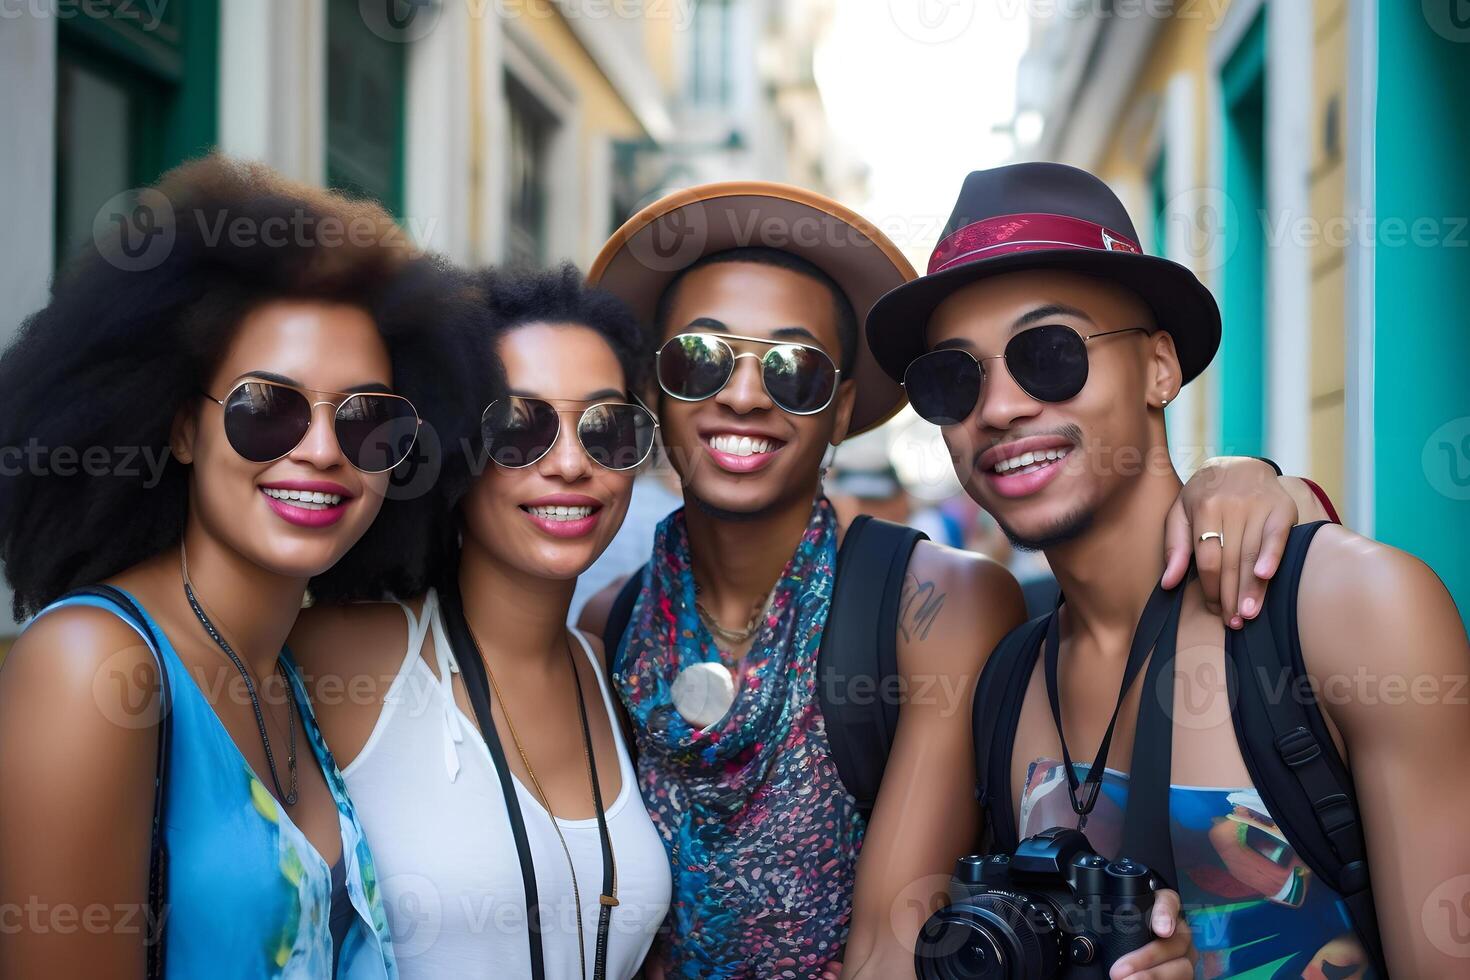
top-left (968, 423), bottom-right (1085, 473)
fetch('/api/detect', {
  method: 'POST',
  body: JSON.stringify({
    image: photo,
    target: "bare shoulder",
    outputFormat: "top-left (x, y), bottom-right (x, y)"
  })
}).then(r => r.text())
top-left (0, 604), bottom-right (162, 780)
top-left (289, 599), bottom-right (415, 696)
top-left (2, 604), bottom-right (161, 708)
top-left (898, 540), bottom-right (1025, 673)
top-left (1297, 523), bottom-right (1468, 689)
top-left (576, 574), bottom-right (631, 639)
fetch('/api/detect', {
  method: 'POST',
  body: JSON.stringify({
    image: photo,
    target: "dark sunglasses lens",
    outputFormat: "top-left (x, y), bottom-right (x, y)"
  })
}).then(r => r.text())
top-left (1006, 325), bottom-right (1089, 402)
top-left (658, 335), bottom-right (732, 401)
top-left (221, 382), bottom-right (312, 462)
top-left (578, 404), bottom-right (656, 471)
top-left (335, 395), bottom-right (420, 472)
top-left (482, 397), bottom-right (560, 468)
top-left (905, 351), bottom-right (982, 425)
top-left (763, 345), bottom-right (837, 413)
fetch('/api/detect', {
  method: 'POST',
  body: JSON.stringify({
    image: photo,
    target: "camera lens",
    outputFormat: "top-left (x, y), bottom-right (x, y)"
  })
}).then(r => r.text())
top-left (915, 893), bottom-right (1065, 980)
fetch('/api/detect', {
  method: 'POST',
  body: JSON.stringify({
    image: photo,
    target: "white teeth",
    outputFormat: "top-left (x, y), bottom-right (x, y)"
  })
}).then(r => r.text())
top-left (262, 487), bottom-right (342, 509)
top-left (527, 505), bottom-right (594, 521)
top-left (709, 434), bottom-right (774, 457)
top-left (992, 447), bottom-right (1069, 475)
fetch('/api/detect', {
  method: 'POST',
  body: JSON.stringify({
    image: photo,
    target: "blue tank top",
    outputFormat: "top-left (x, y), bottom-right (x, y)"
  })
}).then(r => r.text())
top-left (1018, 759), bottom-right (1374, 979)
top-left (41, 590), bottom-right (398, 979)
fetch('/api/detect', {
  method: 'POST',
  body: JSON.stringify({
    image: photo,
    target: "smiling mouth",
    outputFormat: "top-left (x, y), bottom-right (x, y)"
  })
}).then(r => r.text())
top-left (520, 504), bottom-right (599, 522)
top-left (990, 447), bottom-right (1072, 476)
top-left (261, 487), bottom-right (345, 510)
top-left (706, 434), bottom-right (781, 457)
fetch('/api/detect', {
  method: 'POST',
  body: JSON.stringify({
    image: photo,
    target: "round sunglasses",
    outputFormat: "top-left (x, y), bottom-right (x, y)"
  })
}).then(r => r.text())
top-left (656, 332), bottom-right (840, 416)
top-left (903, 325), bottom-right (1149, 425)
top-left (204, 379), bottom-right (422, 473)
top-left (481, 395), bottom-right (658, 471)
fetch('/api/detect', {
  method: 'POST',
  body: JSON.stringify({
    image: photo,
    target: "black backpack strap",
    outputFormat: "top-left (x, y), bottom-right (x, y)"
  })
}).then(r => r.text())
top-left (437, 584), bottom-right (547, 980)
top-left (604, 564), bottom-right (646, 678)
top-left (600, 565), bottom-right (646, 763)
top-left (56, 586), bottom-right (172, 978)
top-left (816, 515), bottom-right (927, 819)
top-left (1226, 521), bottom-right (1387, 976)
top-left (972, 614), bottom-right (1051, 854)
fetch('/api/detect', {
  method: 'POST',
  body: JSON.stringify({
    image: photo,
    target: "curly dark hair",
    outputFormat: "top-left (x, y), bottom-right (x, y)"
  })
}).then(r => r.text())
top-left (475, 262), bottom-right (652, 395)
top-left (418, 263), bottom-right (652, 591)
top-left (653, 246), bottom-right (859, 373)
top-left (0, 155), bottom-right (493, 617)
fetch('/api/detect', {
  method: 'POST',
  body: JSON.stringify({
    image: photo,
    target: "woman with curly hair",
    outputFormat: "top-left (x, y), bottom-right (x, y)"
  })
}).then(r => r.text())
top-left (289, 264), bottom-right (673, 980)
top-left (0, 156), bottom-right (488, 978)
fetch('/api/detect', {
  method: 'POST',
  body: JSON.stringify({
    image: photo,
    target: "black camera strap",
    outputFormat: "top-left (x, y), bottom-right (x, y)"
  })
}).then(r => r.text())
top-left (1043, 575), bottom-right (1184, 819)
top-left (1119, 583), bottom-right (1186, 891)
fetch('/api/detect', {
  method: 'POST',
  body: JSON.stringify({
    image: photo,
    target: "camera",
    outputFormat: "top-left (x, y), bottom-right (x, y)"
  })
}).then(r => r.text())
top-left (915, 827), bottom-right (1161, 979)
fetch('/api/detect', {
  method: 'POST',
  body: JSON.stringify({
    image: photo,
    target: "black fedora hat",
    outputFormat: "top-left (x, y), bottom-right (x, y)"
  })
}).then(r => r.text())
top-left (865, 162), bottom-right (1220, 386)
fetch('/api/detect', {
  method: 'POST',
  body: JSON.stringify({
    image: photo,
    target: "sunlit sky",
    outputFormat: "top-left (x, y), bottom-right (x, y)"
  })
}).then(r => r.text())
top-left (814, 3), bottom-right (1032, 482)
top-left (814, 2), bottom-right (1031, 270)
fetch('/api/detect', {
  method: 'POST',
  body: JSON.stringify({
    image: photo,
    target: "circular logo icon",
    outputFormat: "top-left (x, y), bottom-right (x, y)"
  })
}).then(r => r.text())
top-left (385, 418), bottom-right (444, 502)
top-left (888, 0), bottom-right (976, 45)
top-left (1163, 185), bottom-right (1240, 274)
top-left (623, 200), bottom-right (711, 274)
top-left (1424, 0), bottom-right (1470, 43)
top-left (1159, 645), bottom-right (1240, 732)
top-left (359, 0), bottom-right (442, 43)
top-left (1422, 416), bottom-right (1470, 501)
top-left (1422, 873), bottom-right (1470, 958)
top-left (382, 873), bottom-right (443, 959)
top-left (93, 188), bottom-right (176, 272)
top-left (92, 643), bottom-right (172, 730)
top-left (890, 873), bottom-right (960, 956)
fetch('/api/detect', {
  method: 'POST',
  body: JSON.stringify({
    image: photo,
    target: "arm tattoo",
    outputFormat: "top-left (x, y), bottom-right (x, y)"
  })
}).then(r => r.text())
top-left (898, 573), bottom-right (947, 643)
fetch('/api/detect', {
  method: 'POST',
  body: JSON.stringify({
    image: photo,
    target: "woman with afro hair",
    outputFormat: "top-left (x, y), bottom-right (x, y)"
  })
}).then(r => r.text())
top-left (0, 156), bottom-right (491, 978)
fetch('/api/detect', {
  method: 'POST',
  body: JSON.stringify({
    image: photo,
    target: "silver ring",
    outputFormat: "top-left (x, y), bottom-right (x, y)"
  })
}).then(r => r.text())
top-left (1199, 531), bottom-right (1224, 545)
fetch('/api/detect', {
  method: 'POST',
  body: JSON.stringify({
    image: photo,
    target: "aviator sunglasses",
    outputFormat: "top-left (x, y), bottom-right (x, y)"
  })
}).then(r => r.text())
top-left (481, 394), bottom-right (659, 471)
top-left (656, 332), bottom-right (840, 416)
top-left (204, 378), bottom-right (422, 473)
top-left (903, 324), bottom-right (1149, 425)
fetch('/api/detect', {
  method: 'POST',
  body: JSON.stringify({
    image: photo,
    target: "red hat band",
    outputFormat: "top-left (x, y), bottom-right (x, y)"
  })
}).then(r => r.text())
top-left (928, 212), bottom-right (1142, 276)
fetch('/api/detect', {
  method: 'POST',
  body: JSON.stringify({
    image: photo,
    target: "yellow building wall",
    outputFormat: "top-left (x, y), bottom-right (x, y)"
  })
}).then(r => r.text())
top-left (1088, 2), bottom-right (1351, 502)
top-left (1092, 12), bottom-right (1216, 459)
top-left (1309, 0), bottom-right (1348, 506)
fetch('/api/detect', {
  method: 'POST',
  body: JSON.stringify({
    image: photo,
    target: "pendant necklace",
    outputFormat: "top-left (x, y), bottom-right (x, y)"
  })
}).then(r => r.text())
top-left (671, 577), bottom-right (775, 730)
top-left (180, 543), bottom-right (299, 805)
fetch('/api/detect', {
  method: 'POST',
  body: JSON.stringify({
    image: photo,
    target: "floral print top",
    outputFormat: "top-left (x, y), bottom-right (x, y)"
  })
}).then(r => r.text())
top-left (46, 590), bottom-right (397, 979)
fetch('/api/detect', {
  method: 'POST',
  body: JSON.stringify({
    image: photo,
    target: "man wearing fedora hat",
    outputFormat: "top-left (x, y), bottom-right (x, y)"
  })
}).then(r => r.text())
top-left (868, 161), bottom-right (1470, 978)
top-left (582, 180), bottom-right (1328, 979)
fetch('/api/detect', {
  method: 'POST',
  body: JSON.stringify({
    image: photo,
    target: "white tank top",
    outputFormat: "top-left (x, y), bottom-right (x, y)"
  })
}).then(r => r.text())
top-left (342, 590), bottom-right (671, 979)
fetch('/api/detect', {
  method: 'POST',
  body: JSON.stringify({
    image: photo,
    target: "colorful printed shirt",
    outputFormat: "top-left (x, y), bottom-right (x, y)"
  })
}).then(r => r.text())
top-left (1019, 759), bottom-right (1374, 979)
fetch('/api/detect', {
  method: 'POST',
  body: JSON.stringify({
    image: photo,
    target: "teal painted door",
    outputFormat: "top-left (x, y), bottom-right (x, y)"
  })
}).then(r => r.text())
top-left (1373, 3), bottom-right (1470, 625)
top-left (1217, 11), bottom-right (1267, 457)
top-left (326, 0), bottom-right (407, 215)
top-left (54, 0), bottom-right (219, 264)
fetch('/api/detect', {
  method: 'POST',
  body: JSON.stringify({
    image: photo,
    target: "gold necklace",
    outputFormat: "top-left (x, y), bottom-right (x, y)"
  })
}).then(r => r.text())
top-left (476, 630), bottom-right (617, 980)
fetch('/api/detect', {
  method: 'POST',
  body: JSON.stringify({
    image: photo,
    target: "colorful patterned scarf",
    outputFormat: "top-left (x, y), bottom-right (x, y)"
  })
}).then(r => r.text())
top-left (615, 497), bottom-right (865, 979)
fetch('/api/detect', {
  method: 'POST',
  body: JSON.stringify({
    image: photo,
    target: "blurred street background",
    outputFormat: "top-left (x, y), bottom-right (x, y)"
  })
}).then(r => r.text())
top-left (1, 0), bottom-right (1467, 634)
